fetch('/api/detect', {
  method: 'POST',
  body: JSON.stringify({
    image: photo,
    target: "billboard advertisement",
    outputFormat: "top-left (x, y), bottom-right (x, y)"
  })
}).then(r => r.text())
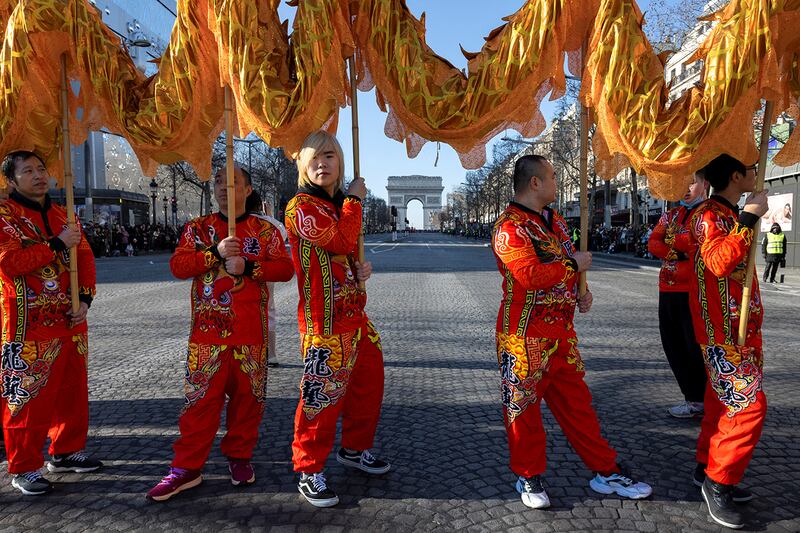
top-left (760, 193), bottom-right (793, 232)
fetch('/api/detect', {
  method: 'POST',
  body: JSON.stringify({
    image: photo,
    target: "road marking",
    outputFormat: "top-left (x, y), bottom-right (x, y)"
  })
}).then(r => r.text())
top-left (364, 242), bottom-right (489, 248)
top-left (369, 243), bottom-right (399, 254)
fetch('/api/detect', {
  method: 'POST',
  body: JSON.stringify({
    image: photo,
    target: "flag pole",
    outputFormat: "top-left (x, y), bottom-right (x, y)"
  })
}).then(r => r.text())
top-left (737, 100), bottom-right (775, 346)
top-left (224, 86), bottom-right (236, 237)
top-left (60, 53), bottom-right (80, 314)
top-left (348, 55), bottom-right (366, 290)
top-left (578, 41), bottom-right (590, 296)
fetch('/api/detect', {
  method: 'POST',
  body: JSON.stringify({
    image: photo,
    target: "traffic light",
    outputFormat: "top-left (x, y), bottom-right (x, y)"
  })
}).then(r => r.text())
top-left (390, 205), bottom-right (397, 217)
top-left (171, 196), bottom-right (178, 213)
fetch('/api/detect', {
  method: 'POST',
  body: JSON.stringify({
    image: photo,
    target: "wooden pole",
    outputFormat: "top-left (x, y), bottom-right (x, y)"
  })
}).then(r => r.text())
top-left (737, 100), bottom-right (775, 346)
top-left (224, 86), bottom-right (236, 237)
top-left (348, 56), bottom-right (366, 289)
top-left (60, 54), bottom-right (80, 315)
top-left (578, 41), bottom-right (590, 296)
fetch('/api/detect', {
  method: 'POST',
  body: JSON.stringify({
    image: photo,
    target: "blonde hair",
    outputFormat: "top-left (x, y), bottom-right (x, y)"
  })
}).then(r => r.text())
top-left (296, 130), bottom-right (345, 190)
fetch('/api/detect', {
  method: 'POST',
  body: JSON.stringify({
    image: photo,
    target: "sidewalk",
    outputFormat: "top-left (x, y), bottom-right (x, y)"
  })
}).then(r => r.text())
top-left (596, 251), bottom-right (800, 290)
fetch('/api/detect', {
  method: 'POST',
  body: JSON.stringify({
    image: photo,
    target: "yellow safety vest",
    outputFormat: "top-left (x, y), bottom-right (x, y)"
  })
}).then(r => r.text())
top-left (766, 232), bottom-right (785, 255)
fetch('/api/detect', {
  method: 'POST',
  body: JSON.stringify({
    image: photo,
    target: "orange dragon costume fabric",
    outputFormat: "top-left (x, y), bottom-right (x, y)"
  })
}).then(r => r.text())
top-left (168, 211), bottom-right (293, 470)
top-left (688, 196), bottom-right (766, 486)
top-left (285, 185), bottom-right (384, 473)
top-left (0, 191), bottom-right (95, 474)
top-left (492, 202), bottom-right (618, 478)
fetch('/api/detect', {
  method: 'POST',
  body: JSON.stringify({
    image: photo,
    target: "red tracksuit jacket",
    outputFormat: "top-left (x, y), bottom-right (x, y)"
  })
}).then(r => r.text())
top-left (170, 212), bottom-right (294, 345)
top-left (688, 196), bottom-right (762, 347)
top-left (492, 202), bottom-right (580, 339)
top-left (284, 186), bottom-right (367, 336)
top-left (0, 192), bottom-right (95, 342)
top-left (648, 204), bottom-right (698, 292)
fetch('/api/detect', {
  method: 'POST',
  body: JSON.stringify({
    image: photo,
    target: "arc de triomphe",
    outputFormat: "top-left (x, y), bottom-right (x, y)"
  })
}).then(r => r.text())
top-left (386, 175), bottom-right (444, 231)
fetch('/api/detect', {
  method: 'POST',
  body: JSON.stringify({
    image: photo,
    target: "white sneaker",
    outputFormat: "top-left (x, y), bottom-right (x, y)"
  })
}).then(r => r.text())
top-left (589, 472), bottom-right (652, 499)
top-left (668, 401), bottom-right (704, 419)
top-left (516, 475), bottom-right (550, 509)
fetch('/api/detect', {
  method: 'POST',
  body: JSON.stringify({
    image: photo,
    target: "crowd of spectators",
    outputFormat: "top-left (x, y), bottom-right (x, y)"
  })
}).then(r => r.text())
top-left (443, 222), bottom-right (491, 239)
top-left (587, 224), bottom-right (655, 258)
top-left (443, 220), bottom-right (658, 260)
top-left (82, 222), bottom-right (179, 258)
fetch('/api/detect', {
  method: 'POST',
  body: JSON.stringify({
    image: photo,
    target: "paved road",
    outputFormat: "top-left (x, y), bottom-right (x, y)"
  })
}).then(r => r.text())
top-left (0, 232), bottom-right (797, 532)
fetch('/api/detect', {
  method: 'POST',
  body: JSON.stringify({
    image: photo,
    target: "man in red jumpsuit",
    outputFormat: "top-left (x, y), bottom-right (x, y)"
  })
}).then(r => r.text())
top-left (147, 164), bottom-right (293, 501)
top-left (0, 151), bottom-right (102, 495)
top-left (688, 154), bottom-right (768, 529)
top-left (492, 154), bottom-right (652, 509)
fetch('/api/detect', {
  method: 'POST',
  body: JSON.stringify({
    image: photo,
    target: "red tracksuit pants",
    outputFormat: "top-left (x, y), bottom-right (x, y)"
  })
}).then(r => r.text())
top-left (695, 342), bottom-right (766, 485)
top-left (292, 321), bottom-right (384, 473)
top-left (1, 334), bottom-right (89, 474)
top-left (497, 333), bottom-right (618, 478)
top-left (172, 343), bottom-right (266, 470)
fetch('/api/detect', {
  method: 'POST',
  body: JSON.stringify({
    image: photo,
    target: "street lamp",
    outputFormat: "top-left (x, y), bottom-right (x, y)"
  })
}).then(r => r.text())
top-left (149, 178), bottom-right (158, 225)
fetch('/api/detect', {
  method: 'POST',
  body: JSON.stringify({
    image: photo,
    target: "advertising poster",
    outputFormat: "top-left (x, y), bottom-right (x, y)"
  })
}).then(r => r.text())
top-left (760, 193), bottom-right (793, 232)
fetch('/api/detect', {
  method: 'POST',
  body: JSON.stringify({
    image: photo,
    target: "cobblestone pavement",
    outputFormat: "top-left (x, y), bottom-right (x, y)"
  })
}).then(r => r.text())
top-left (0, 232), bottom-right (797, 532)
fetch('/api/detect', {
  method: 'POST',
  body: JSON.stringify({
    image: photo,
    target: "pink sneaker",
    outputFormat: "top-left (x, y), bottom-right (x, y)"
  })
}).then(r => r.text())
top-left (228, 459), bottom-right (255, 486)
top-left (146, 467), bottom-right (202, 501)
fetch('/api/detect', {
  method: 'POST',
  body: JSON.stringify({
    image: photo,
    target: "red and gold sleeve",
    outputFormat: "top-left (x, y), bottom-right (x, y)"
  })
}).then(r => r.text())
top-left (246, 222), bottom-right (294, 283)
top-left (290, 198), bottom-right (362, 255)
top-left (692, 209), bottom-right (752, 278)
top-left (647, 213), bottom-right (675, 260)
top-left (494, 219), bottom-right (576, 291)
top-left (0, 208), bottom-right (56, 277)
top-left (169, 221), bottom-right (221, 280)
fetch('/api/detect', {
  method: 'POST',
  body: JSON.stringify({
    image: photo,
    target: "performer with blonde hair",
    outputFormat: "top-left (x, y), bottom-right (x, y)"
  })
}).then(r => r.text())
top-left (285, 130), bottom-right (389, 508)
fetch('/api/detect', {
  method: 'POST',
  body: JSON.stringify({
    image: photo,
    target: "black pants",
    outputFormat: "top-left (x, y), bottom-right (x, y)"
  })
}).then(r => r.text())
top-left (763, 259), bottom-right (781, 282)
top-left (658, 291), bottom-right (706, 403)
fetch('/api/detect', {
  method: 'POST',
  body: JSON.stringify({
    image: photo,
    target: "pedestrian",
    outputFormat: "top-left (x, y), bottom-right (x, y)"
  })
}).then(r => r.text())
top-left (285, 131), bottom-right (390, 508)
top-left (146, 164), bottom-right (294, 501)
top-left (0, 151), bottom-right (103, 496)
top-left (647, 172), bottom-right (708, 419)
top-left (761, 222), bottom-right (786, 283)
top-left (491, 154), bottom-right (652, 509)
top-left (688, 154), bottom-right (766, 529)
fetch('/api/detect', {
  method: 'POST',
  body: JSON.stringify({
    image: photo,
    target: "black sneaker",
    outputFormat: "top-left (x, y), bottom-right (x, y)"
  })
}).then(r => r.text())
top-left (702, 477), bottom-right (744, 529)
top-left (11, 471), bottom-right (53, 495)
top-left (298, 472), bottom-right (339, 508)
top-left (336, 448), bottom-right (390, 474)
top-left (47, 451), bottom-right (103, 473)
top-left (693, 464), bottom-right (753, 503)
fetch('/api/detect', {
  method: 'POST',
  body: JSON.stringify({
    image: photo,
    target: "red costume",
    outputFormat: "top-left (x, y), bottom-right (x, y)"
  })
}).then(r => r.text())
top-left (648, 205), bottom-right (706, 405)
top-left (168, 212), bottom-right (293, 469)
top-left (285, 186), bottom-right (384, 473)
top-left (492, 202), bottom-right (617, 478)
top-left (688, 196), bottom-right (766, 485)
top-left (0, 191), bottom-right (95, 474)
top-left (649, 205), bottom-right (696, 292)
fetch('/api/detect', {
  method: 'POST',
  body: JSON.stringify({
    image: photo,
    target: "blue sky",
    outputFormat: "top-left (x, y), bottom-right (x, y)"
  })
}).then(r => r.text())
top-left (279, 0), bottom-right (662, 227)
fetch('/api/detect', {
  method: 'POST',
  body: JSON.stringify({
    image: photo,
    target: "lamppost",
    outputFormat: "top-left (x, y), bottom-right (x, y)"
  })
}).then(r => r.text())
top-left (163, 196), bottom-right (169, 227)
top-left (149, 178), bottom-right (158, 225)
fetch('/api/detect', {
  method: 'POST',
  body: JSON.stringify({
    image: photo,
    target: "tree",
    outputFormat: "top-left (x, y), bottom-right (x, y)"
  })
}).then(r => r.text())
top-left (642, 0), bottom-right (715, 53)
top-left (362, 191), bottom-right (390, 233)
